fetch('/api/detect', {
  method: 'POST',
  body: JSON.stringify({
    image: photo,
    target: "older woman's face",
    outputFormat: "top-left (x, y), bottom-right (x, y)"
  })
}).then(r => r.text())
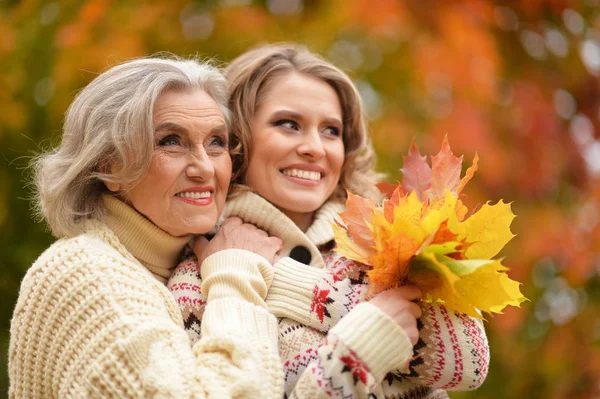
top-left (245, 72), bottom-right (344, 226)
top-left (122, 89), bottom-right (231, 237)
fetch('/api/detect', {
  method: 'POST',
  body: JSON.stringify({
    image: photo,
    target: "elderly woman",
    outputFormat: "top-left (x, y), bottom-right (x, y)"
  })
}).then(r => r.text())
top-left (169, 44), bottom-right (489, 399)
top-left (9, 57), bottom-right (284, 398)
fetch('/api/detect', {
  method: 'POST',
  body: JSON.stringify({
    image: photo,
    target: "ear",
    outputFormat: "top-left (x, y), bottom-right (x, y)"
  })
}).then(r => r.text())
top-left (98, 159), bottom-right (121, 193)
top-left (105, 181), bottom-right (120, 192)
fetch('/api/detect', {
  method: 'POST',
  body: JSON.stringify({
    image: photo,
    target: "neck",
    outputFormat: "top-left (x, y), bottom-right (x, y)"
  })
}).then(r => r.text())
top-left (279, 208), bottom-right (314, 232)
top-left (101, 195), bottom-right (192, 283)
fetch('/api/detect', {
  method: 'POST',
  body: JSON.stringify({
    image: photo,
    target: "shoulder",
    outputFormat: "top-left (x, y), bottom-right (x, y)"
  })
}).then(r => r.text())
top-left (27, 223), bottom-right (128, 277)
top-left (17, 221), bottom-right (154, 310)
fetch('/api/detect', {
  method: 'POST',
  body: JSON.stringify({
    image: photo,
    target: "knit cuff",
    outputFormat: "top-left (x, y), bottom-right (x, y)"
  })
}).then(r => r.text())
top-left (330, 302), bottom-right (414, 382)
top-left (201, 249), bottom-right (275, 307)
top-left (266, 257), bottom-right (327, 323)
top-left (199, 297), bottom-right (279, 350)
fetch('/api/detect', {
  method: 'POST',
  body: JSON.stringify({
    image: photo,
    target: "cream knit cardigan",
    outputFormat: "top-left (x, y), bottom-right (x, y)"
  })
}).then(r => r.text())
top-left (9, 195), bottom-right (283, 398)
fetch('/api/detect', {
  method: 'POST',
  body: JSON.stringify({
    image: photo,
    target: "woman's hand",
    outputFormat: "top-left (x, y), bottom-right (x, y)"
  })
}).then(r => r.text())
top-left (194, 217), bottom-right (282, 264)
top-left (368, 285), bottom-right (422, 346)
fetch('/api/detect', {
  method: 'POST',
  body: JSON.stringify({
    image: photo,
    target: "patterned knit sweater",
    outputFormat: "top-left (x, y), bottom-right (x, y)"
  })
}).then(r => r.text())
top-left (169, 192), bottom-right (490, 398)
top-left (9, 195), bottom-right (283, 399)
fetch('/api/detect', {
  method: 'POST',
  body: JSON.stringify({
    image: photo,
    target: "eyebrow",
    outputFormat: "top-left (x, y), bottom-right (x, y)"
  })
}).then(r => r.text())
top-left (154, 122), bottom-right (228, 136)
top-left (155, 122), bottom-right (187, 134)
top-left (270, 110), bottom-right (343, 128)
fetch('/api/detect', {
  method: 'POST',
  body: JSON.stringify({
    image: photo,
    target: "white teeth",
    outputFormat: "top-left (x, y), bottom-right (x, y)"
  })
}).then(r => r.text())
top-left (176, 191), bottom-right (211, 199)
top-left (282, 169), bottom-right (321, 181)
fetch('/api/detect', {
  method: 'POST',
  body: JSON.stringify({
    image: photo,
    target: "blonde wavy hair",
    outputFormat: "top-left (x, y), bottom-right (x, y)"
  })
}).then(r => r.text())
top-left (225, 43), bottom-right (382, 202)
top-left (32, 55), bottom-right (229, 238)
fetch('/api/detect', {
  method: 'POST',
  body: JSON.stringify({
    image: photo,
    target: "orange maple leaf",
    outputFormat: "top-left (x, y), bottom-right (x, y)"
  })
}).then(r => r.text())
top-left (428, 135), bottom-right (463, 200)
top-left (401, 141), bottom-right (431, 200)
top-left (338, 192), bottom-right (376, 248)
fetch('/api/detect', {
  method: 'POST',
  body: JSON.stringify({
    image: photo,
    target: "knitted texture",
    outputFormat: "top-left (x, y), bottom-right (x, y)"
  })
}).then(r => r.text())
top-left (168, 191), bottom-right (490, 398)
top-left (289, 334), bottom-right (384, 399)
top-left (9, 196), bottom-right (283, 399)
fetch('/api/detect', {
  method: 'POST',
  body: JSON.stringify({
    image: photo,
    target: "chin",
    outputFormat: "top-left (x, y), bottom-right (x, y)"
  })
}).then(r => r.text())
top-left (280, 198), bottom-right (326, 214)
top-left (182, 217), bottom-right (218, 236)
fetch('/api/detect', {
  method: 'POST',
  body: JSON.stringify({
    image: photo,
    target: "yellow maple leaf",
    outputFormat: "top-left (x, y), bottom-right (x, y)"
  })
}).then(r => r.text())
top-left (391, 191), bottom-right (427, 240)
top-left (452, 200), bottom-right (516, 259)
top-left (407, 252), bottom-right (462, 308)
top-left (448, 258), bottom-right (526, 316)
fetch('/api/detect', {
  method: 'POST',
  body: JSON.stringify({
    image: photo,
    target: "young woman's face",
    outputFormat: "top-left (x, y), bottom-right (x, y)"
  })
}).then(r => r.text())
top-left (245, 72), bottom-right (345, 227)
top-left (117, 89), bottom-right (232, 237)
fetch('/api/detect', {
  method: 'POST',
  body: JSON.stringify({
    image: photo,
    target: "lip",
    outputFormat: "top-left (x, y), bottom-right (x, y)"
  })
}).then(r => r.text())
top-left (280, 163), bottom-right (326, 175)
top-left (282, 174), bottom-right (321, 187)
top-left (175, 186), bottom-right (214, 206)
top-left (279, 165), bottom-right (323, 187)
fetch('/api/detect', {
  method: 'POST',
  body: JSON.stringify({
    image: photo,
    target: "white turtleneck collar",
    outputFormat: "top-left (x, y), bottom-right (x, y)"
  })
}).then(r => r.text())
top-left (101, 195), bottom-right (192, 283)
top-left (219, 191), bottom-right (345, 269)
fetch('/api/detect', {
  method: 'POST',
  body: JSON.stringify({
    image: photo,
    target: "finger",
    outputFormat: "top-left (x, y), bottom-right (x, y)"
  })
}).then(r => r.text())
top-left (407, 328), bottom-right (419, 346)
top-left (269, 236), bottom-right (283, 250)
top-left (222, 216), bottom-right (243, 228)
top-left (245, 225), bottom-right (268, 237)
top-left (408, 302), bottom-right (423, 319)
top-left (396, 285), bottom-right (422, 301)
top-left (193, 236), bottom-right (210, 256)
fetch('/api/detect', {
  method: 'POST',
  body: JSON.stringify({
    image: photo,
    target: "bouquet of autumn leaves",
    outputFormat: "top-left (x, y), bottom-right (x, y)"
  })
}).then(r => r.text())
top-left (332, 137), bottom-right (526, 318)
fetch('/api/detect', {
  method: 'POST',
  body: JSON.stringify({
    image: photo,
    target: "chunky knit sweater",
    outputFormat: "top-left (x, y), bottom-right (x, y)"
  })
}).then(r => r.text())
top-left (169, 192), bottom-right (490, 398)
top-left (9, 195), bottom-right (283, 399)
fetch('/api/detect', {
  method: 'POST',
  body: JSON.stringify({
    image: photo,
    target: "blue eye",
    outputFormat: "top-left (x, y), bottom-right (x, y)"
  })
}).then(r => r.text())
top-left (324, 126), bottom-right (341, 137)
top-left (209, 135), bottom-right (227, 148)
top-left (157, 135), bottom-right (181, 147)
top-left (274, 119), bottom-right (299, 130)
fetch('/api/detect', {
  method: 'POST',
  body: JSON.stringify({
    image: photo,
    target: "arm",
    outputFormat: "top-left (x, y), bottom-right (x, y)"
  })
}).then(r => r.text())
top-left (266, 252), bottom-right (490, 392)
top-left (169, 252), bottom-right (369, 340)
top-left (390, 303), bottom-right (489, 391)
top-left (9, 243), bottom-right (282, 399)
top-left (267, 253), bottom-right (368, 333)
top-left (168, 253), bottom-right (207, 345)
top-left (169, 217), bottom-right (282, 345)
top-left (287, 287), bottom-right (422, 399)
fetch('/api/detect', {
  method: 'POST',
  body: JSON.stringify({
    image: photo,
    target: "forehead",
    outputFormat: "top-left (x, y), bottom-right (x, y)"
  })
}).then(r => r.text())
top-left (260, 72), bottom-right (341, 112)
top-left (153, 89), bottom-right (224, 123)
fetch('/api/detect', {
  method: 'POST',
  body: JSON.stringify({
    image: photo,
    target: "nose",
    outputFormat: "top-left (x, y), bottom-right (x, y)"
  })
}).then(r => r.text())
top-left (186, 147), bottom-right (215, 181)
top-left (297, 129), bottom-right (325, 160)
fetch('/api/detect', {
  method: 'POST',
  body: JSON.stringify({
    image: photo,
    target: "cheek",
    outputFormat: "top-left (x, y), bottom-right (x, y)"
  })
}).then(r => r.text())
top-left (245, 152), bottom-right (265, 186)
top-left (330, 144), bottom-right (345, 177)
top-left (147, 155), bottom-right (182, 187)
top-left (215, 155), bottom-right (232, 193)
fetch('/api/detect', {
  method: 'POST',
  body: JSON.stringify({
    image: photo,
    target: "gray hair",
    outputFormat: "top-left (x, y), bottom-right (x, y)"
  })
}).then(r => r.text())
top-left (32, 55), bottom-right (230, 238)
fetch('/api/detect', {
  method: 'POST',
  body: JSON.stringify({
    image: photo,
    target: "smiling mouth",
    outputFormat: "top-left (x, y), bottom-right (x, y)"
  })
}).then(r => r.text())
top-left (281, 168), bottom-right (322, 182)
top-left (175, 191), bottom-right (211, 199)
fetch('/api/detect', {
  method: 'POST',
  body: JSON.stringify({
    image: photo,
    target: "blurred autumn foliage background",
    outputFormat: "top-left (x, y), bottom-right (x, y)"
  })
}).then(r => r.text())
top-left (1, 0), bottom-right (600, 397)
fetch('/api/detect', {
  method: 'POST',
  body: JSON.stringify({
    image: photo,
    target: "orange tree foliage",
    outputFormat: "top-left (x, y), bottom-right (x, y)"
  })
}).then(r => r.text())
top-left (1, 0), bottom-right (599, 397)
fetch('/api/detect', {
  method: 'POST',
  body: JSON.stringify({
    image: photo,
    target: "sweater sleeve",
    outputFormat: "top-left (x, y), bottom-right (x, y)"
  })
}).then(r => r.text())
top-left (168, 254), bottom-right (207, 345)
top-left (266, 255), bottom-right (368, 333)
top-left (385, 302), bottom-right (489, 391)
top-left (167, 253), bottom-right (365, 340)
top-left (9, 240), bottom-right (283, 399)
top-left (288, 302), bottom-right (414, 399)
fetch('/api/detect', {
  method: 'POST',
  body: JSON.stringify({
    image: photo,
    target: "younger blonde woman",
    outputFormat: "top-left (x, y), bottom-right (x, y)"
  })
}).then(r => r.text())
top-left (169, 44), bottom-right (489, 399)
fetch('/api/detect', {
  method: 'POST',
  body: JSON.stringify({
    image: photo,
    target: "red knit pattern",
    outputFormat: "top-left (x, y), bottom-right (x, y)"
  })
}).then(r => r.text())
top-left (439, 306), bottom-right (463, 389)
top-left (310, 287), bottom-right (332, 323)
top-left (462, 316), bottom-right (489, 388)
top-left (340, 351), bottom-right (371, 385)
top-left (428, 305), bottom-right (446, 386)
